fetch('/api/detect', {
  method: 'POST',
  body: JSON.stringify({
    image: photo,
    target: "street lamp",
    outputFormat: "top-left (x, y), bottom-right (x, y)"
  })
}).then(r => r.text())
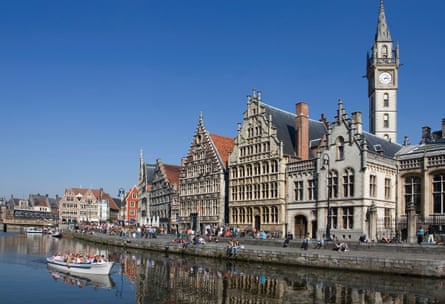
top-left (76, 193), bottom-right (83, 223)
top-left (321, 154), bottom-right (331, 240)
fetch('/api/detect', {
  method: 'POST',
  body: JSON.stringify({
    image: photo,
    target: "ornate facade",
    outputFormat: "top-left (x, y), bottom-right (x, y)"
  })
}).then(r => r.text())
top-left (287, 100), bottom-right (401, 241)
top-left (150, 158), bottom-right (181, 232)
top-left (137, 150), bottom-right (155, 226)
top-left (228, 91), bottom-right (326, 237)
top-left (178, 113), bottom-right (234, 233)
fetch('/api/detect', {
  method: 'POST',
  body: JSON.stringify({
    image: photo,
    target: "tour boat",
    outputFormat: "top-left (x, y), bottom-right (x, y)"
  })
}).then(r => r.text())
top-left (24, 227), bottom-right (43, 234)
top-left (46, 256), bottom-right (114, 275)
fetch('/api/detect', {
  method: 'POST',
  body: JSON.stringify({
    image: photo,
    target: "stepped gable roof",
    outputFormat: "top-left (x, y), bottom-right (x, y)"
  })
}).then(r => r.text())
top-left (163, 164), bottom-right (181, 186)
top-left (363, 131), bottom-right (402, 157)
top-left (263, 103), bottom-right (327, 157)
top-left (210, 133), bottom-right (235, 165)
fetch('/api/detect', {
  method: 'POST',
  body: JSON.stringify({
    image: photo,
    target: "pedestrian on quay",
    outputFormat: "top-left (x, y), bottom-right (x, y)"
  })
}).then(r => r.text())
top-left (417, 227), bottom-right (424, 244)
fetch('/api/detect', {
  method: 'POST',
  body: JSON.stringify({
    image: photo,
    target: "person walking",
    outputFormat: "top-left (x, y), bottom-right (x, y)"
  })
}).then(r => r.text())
top-left (417, 227), bottom-right (424, 244)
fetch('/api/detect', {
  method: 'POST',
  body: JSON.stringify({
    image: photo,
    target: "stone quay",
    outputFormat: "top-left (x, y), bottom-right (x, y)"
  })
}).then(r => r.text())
top-left (72, 232), bottom-right (445, 278)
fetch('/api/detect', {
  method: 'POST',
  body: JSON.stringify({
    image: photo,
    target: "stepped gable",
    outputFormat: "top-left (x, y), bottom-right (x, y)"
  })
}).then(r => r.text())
top-left (262, 103), bottom-right (327, 157)
top-left (209, 133), bottom-right (235, 166)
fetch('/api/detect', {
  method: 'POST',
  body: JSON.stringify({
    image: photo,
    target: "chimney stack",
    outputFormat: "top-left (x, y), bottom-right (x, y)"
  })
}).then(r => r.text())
top-left (296, 102), bottom-right (309, 160)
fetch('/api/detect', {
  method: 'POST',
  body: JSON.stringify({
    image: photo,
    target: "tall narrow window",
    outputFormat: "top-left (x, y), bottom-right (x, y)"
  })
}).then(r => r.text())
top-left (433, 174), bottom-right (445, 214)
top-left (343, 168), bottom-right (354, 197)
top-left (331, 207), bottom-right (338, 229)
top-left (384, 208), bottom-right (392, 229)
top-left (295, 181), bottom-right (304, 201)
top-left (329, 171), bottom-right (339, 198)
top-left (384, 178), bottom-right (391, 200)
top-left (308, 179), bottom-right (315, 200)
top-left (404, 176), bottom-right (421, 214)
top-left (370, 175), bottom-right (377, 197)
top-left (342, 207), bottom-right (354, 229)
top-left (336, 137), bottom-right (345, 160)
top-left (271, 206), bottom-right (278, 223)
top-left (383, 114), bottom-right (389, 128)
top-left (383, 93), bottom-right (389, 107)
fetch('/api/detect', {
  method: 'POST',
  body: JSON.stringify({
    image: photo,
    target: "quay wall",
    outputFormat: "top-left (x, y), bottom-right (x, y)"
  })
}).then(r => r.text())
top-left (72, 233), bottom-right (445, 278)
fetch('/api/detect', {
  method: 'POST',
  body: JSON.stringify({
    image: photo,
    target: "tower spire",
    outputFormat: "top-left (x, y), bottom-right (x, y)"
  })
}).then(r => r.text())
top-left (375, 0), bottom-right (391, 42)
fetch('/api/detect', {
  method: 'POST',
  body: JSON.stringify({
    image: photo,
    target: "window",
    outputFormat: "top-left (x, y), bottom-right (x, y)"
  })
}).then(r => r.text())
top-left (404, 176), bottom-right (421, 214)
top-left (232, 208), bottom-right (238, 223)
top-left (384, 178), bottom-right (391, 200)
top-left (262, 207), bottom-right (269, 223)
top-left (271, 206), bottom-right (278, 223)
top-left (370, 175), bottom-right (377, 197)
top-left (336, 137), bottom-right (345, 160)
top-left (295, 181), bottom-right (304, 201)
top-left (342, 207), bottom-right (354, 229)
top-left (383, 93), bottom-right (389, 107)
top-left (383, 114), bottom-right (389, 128)
top-left (384, 208), bottom-right (392, 229)
top-left (343, 168), bottom-right (354, 197)
top-left (331, 207), bottom-right (338, 229)
top-left (308, 179), bottom-right (315, 200)
top-left (328, 171), bottom-right (339, 198)
top-left (433, 174), bottom-right (445, 214)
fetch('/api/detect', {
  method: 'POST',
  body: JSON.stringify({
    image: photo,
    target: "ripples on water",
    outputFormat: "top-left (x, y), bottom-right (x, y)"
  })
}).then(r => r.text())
top-left (0, 230), bottom-right (443, 304)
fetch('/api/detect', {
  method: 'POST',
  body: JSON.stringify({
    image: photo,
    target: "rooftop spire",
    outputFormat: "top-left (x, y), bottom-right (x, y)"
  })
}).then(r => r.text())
top-left (375, 0), bottom-right (392, 42)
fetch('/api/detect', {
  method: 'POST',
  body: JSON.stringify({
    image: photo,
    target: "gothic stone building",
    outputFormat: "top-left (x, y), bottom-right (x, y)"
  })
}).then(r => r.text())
top-left (228, 91), bottom-right (326, 237)
top-left (287, 100), bottom-right (401, 241)
top-left (178, 114), bottom-right (234, 233)
top-left (150, 158), bottom-right (181, 232)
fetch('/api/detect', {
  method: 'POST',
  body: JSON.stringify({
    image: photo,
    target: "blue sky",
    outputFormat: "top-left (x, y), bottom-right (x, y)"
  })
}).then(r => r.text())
top-left (1, 1), bottom-right (444, 199)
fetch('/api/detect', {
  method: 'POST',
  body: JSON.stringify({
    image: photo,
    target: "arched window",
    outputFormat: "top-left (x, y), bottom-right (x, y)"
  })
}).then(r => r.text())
top-left (232, 208), bottom-right (238, 224)
top-left (383, 93), bottom-right (389, 107)
top-left (383, 113), bottom-right (389, 128)
top-left (336, 137), bottom-right (345, 160)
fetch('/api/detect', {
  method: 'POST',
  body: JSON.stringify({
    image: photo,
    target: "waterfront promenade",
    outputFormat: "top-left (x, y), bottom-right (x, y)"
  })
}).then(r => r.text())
top-left (71, 231), bottom-right (445, 278)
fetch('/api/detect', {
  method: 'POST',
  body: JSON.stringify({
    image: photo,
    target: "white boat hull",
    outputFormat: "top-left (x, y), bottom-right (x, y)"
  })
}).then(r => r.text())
top-left (46, 257), bottom-right (114, 275)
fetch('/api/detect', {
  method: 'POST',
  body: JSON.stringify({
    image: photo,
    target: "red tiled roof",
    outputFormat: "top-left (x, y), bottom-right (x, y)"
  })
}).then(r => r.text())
top-left (210, 133), bottom-right (235, 165)
top-left (163, 164), bottom-right (181, 186)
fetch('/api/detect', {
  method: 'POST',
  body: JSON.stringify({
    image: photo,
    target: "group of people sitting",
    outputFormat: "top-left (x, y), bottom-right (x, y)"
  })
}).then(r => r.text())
top-left (226, 239), bottom-right (241, 257)
top-left (53, 252), bottom-right (108, 264)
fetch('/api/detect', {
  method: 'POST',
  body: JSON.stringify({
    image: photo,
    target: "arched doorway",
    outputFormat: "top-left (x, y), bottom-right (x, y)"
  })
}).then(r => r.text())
top-left (294, 215), bottom-right (307, 240)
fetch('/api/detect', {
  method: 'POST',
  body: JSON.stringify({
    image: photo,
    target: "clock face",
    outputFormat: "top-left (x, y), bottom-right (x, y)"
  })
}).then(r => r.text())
top-left (379, 72), bottom-right (392, 84)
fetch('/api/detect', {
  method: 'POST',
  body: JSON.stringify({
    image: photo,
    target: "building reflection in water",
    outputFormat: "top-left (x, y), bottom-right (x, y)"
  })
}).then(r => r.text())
top-left (116, 250), bottom-right (444, 304)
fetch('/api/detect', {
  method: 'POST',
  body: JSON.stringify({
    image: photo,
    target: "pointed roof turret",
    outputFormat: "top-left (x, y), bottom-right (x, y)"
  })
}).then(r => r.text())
top-left (375, 0), bottom-right (392, 42)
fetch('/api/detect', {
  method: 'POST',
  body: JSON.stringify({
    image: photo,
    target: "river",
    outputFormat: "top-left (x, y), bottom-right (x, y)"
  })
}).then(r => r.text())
top-left (0, 229), bottom-right (444, 304)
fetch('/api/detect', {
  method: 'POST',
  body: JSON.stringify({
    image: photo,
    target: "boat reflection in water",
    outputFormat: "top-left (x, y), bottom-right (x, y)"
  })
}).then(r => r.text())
top-left (48, 267), bottom-right (115, 289)
top-left (118, 250), bottom-right (445, 304)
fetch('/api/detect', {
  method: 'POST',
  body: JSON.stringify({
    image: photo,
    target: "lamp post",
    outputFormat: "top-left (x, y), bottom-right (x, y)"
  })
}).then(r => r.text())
top-left (321, 154), bottom-right (331, 240)
top-left (75, 192), bottom-right (83, 223)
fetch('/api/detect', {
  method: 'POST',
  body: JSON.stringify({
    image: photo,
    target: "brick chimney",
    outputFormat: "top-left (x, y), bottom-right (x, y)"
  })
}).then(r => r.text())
top-left (296, 102), bottom-right (309, 160)
top-left (442, 118), bottom-right (445, 138)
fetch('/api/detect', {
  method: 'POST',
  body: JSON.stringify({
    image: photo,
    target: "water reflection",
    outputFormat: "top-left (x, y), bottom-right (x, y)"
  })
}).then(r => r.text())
top-left (1, 230), bottom-right (444, 304)
top-left (48, 269), bottom-right (115, 289)
top-left (121, 250), bottom-right (444, 304)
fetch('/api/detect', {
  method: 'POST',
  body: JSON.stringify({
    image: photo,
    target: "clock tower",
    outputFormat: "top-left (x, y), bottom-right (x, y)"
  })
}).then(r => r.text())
top-left (366, 0), bottom-right (399, 142)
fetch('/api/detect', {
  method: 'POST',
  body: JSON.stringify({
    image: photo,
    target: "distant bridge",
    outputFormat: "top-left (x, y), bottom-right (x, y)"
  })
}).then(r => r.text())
top-left (1, 218), bottom-right (55, 232)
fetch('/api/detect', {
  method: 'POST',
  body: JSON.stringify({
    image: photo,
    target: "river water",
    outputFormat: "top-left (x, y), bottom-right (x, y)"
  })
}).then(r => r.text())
top-left (0, 229), bottom-right (444, 304)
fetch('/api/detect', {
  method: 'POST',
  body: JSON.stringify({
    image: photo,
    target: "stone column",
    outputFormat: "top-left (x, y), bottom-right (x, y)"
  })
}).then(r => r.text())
top-left (368, 203), bottom-right (377, 241)
top-left (407, 201), bottom-right (417, 244)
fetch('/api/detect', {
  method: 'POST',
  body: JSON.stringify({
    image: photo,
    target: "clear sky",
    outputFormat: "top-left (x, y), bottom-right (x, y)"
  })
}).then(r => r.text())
top-left (1, 1), bottom-right (444, 199)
